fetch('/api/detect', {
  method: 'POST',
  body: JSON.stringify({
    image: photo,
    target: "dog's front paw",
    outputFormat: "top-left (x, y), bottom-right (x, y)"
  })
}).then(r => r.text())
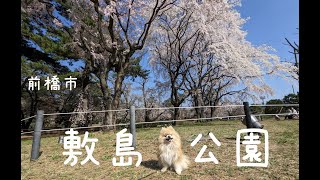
top-left (175, 169), bottom-right (182, 175)
top-left (161, 167), bottom-right (168, 172)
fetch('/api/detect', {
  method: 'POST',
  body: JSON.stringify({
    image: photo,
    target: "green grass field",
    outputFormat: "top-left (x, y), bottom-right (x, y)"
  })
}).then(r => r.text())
top-left (21, 119), bottom-right (299, 180)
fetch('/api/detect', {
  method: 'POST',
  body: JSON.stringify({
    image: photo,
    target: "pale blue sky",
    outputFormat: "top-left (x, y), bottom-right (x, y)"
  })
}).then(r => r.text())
top-left (236, 0), bottom-right (299, 101)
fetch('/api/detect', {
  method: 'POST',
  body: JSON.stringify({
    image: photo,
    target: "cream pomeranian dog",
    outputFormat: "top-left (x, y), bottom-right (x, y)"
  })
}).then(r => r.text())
top-left (158, 126), bottom-right (190, 175)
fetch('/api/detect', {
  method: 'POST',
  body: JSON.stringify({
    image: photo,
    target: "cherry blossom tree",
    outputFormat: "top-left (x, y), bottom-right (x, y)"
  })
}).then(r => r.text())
top-left (150, 0), bottom-right (298, 124)
top-left (25, 0), bottom-right (177, 127)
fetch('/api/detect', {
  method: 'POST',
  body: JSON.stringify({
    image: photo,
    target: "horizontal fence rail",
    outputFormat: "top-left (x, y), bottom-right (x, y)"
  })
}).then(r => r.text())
top-left (250, 104), bottom-right (299, 107)
top-left (21, 104), bottom-right (299, 121)
top-left (252, 112), bottom-right (299, 116)
top-left (21, 103), bottom-right (299, 135)
top-left (135, 104), bottom-right (244, 110)
top-left (21, 114), bottom-right (248, 135)
top-left (21, 115), bottom-right (37, 122)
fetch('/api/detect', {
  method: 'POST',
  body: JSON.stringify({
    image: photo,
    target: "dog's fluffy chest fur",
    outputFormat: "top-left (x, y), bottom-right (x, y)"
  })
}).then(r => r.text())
top-left (159, 143), bottom-right (178, 166)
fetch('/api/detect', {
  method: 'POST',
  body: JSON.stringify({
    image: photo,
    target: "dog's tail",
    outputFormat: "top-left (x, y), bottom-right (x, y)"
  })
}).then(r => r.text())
top-left (178, 154), bottom-right (190, 170)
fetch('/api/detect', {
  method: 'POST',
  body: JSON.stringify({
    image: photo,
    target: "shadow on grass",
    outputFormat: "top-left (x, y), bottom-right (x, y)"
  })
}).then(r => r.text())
top-left (138, 160), bottom-right (160, 179)
top-left (141, 159), bottom-right (160, 170)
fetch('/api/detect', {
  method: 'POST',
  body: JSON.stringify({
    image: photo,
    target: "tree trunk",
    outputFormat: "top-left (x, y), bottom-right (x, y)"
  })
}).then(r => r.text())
top-left (193, 94), bottom-right (200, 120)
top-left (170, 84), bottom-right (180, 126)
top-left (112, 74), bottom-right (124, 126)
top-left (23, 90), bottom-right (38, 130)
top-left (104, 103), bottom-right (113, 129)
top-left (210, 100), bottom-right (218, 121)
top-left (54, 90), bottom-right (75, 127)
top-left (172, 104), bottom-right (180, 126)
top-left (111, 61), bottom-right (128, 126)
top-left (141, 79), bottom-right (152, 123)
top-left (193, 93), bottom-right (204, 122)
top-left (69, 73), bottom-right (91, 128)
top-left (199, 96), bottom-right (205, 119)
top-left (98, 71), bottom-right (113, 129)
top-left (210, 101), bottom-right (215, 118)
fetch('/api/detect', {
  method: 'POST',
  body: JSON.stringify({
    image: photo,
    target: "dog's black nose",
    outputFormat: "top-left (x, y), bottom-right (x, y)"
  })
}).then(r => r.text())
top-left (166, 135), bottom-right (173, 141)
